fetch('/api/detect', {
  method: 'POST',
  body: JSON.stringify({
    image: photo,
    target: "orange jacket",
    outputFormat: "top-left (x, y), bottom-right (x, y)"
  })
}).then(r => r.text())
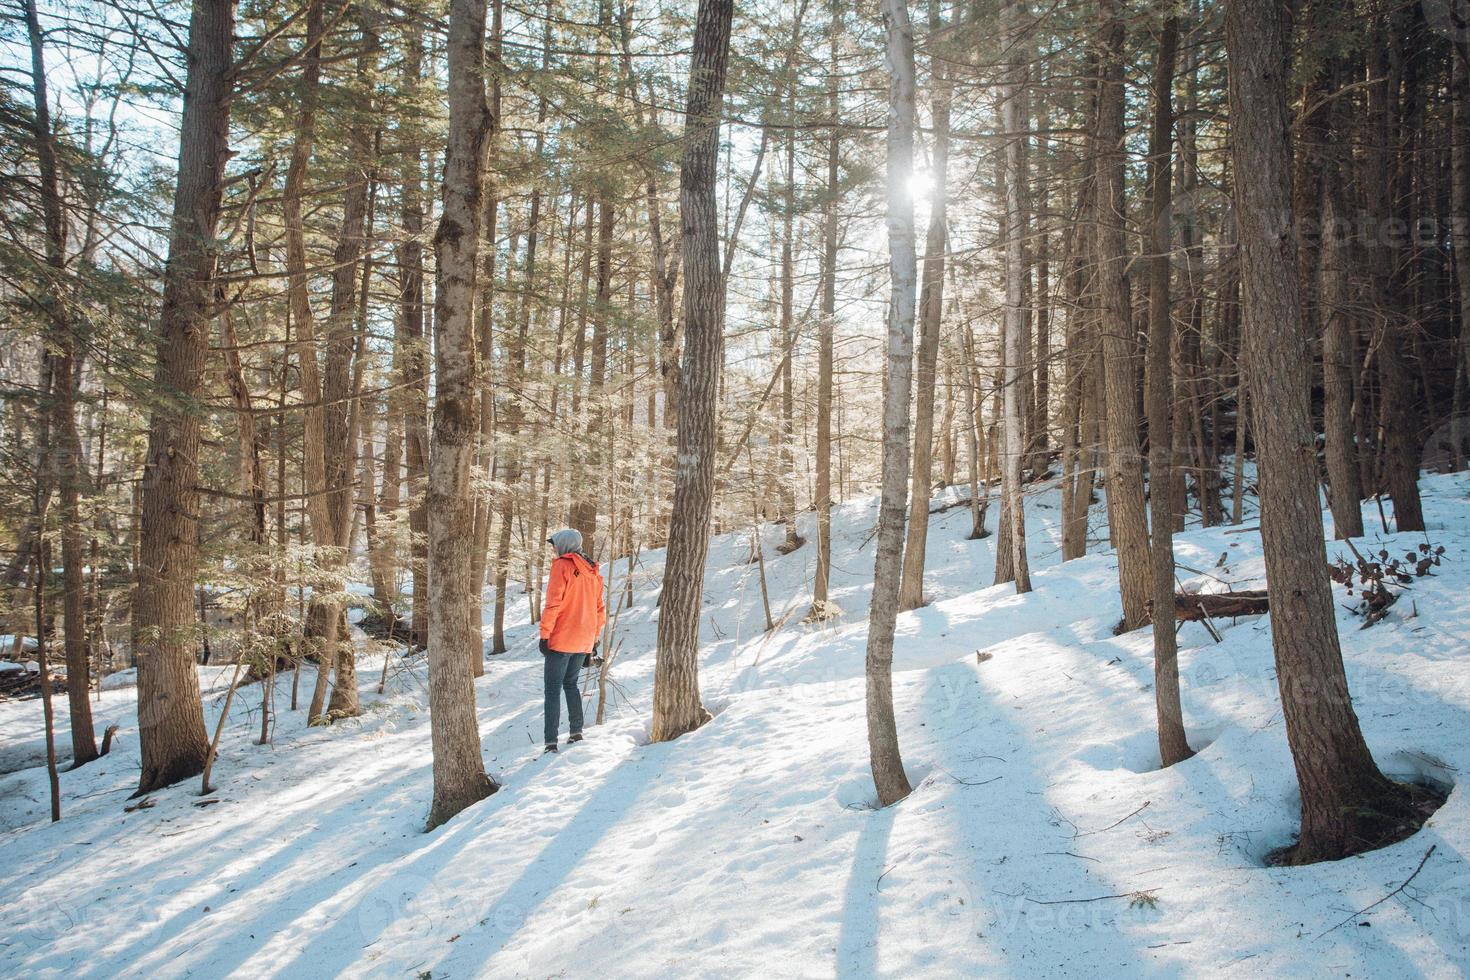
top-left (540, 552), bottom-right (606, 654)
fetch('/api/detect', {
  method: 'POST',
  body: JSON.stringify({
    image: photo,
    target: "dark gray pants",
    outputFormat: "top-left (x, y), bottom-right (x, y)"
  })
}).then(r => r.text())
top-left (543, 651), bottom-right (585, 745)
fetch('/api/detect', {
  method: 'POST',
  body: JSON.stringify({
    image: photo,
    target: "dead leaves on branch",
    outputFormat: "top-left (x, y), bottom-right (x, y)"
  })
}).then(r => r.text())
top-left (1329, 539), bottom-right (1446, 628)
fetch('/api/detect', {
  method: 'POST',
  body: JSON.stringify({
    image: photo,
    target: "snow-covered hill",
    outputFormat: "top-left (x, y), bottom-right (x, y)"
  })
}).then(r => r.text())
top-left (3, 473), bottom-right (1470, 977)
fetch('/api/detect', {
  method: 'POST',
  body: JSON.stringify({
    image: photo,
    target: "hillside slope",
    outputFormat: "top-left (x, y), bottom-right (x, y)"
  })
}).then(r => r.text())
top-left (2, 474), bottom-right (1469, 977)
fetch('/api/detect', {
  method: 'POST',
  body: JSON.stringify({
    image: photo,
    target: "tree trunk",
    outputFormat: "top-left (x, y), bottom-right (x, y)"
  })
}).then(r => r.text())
top-left (1226, 0), bottom-right (1419, 864)
top-left (425, 0), bottom-right (498, 830)
top-left (1453, 43), bottom-right (1470, 425)
top-left (962, 326), bottom-right (989, 539)
top-left (277, 0), bottom-right (342, 723)
top-left (897, 0), bottom-right (951, 611)
top-left (24, 0), bottom-right (98, 766)
top-left (570, 197), bottom-right (615, 550)
top-left (1031, 105), bottom-right (1053, 477)
top-left (650, 0), bottom-right (734, 743)
top-left (1320, 62), bottom-right (1365, 538)
top-left (133, 0), bottom-right (232, 795)
top-left (36, 544), bottom-right (60, 820)
top-left (397, 29), bottom-right (431, 651)
top-left (1095, 1), bottom-right (1150, 629)
top-left (1060, 119), bottom-right (1098, 563)
top-left (472, 0), bottom-right (506, 670)
top-left (321, 32), bottom-right (378, 717)
top-left (1144, 15), bottom-right (1190, 767)
top-left (1364, 21), bottom-right (1424, 532)
top-left (997, 0), bottom-right (1032, 594)
top-left (809, 0), bottom-right (842, 620)
top-left (494, 120), bottom-right (543, 655)
top-left (865, 0), bottom-right (918, 808)
top-left (777, 43), bottom-right (803, 554)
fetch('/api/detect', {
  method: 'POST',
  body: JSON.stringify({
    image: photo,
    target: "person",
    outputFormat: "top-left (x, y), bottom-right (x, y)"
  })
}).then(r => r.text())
top-left (539, 528), bottom-right (605, 753)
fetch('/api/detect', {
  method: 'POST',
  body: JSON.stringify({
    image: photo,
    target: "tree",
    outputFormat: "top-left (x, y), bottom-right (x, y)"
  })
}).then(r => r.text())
top-left (1454, 37), bottom-right (1470, 440)
top-left (1363, 10), bottom-right (1423, 533)
top-left (132, 0), bottom-right (234, 795)
top-left (425, 0), bottom-right (498, 830)
top-left (1094, 0), bottom-right (1150, 629)
top-left (865, 0), bottom-right (918, 808)
top-left (995, 0), bottom-right (1032, 594)
top-left (897, 0), bottom-right (952, 611)
top-left (809, 0), bottom-right (843, 622)
top-left (1226, 0), bottom-right (1423, 864)
top-left (318, 19), bottom-right (379, 716)
top-left (776, 19), bottom-right (804, 556)
top-left (24, 0), bottom-right (97, 767)
top-left (395, 22), bottom-right (430, 651)
top-left (650, 0), bottom-right (735, 744)
top-left (1319, 49), bottom-right (1364, 539)
top-left (276, 0), bottom-right (355, 723)
top-left (1143, 13), bottom-right (1190, 766)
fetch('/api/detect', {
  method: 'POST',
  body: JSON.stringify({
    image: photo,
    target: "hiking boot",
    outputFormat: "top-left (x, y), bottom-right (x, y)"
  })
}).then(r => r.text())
top-left (568, 733), bottom-right (584, 744)
top-left (544, 743), bottom-right (558, 754)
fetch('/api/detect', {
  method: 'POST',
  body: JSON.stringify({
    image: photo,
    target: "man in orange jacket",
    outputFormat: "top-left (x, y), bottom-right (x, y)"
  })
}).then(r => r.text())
top-left (539, 528), bottom-right (605, 753)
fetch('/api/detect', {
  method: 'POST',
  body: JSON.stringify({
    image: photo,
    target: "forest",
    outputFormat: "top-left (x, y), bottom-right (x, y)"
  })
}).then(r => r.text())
top-left (2, 0), bottom-right (1470, 972)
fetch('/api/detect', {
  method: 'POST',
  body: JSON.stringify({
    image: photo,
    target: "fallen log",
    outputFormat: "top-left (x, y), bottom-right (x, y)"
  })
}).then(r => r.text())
top-left (0, 667), bottom-right (68, 700)
top-left (1161, 590), bottom-right (1270, 622)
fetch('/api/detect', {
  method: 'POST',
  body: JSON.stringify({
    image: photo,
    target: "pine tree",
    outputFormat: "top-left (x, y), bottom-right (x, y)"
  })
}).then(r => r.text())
top-left (1226, 0), bottom-right (1423, 864)
top-left (132, 0), bottom-right (234, 796)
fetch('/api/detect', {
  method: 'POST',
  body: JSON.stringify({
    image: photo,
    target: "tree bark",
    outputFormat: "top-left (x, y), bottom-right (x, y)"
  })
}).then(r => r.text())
top-left (1143, 15), bottom-right (1190, 766)
top-left (570, 180), bottom-right (615, 551)
top-left (1453, 43), bottom-right (1470, 427)
top-left (425, 0), bottom-right (498, 829)
top-left (321, 28), bottom-right (378, 717)
top-left (1060, 84), bottom-right (1098, 563)
top-left (133, 0), bottom-right (232, 795)
top-left (776, 35), bottom-right (803, 554)
top-left (24, 0), bottom-right (98, 766)
top-left (650, 0), bottom-right (734, 743)
top-left (1364, 19), bottom-right (1424, 532)
top-left (996, 0), bottom-right (1032, 594)
top-left (962, 325), bottom-right (989, 539)
top-left (897, 0), bottom-right (951, 610)
top-left (1226, 0), bottom-right (1419, 864)
top-left (473, 0), bottom-right (506, 670)
top-left (1320, 59), bottom-right (1365, 538)
top-left (278, 0), bottom-right (338, 722)
top-left (397, 28), bottom-right (430, 651)
top-left (493, 113), bottom-right (544, 655)
top-left (809, 0), bottom-right (842, 620)
top-left (1095, 1), bottom-right (1150, 629)
top-left (865, 0), bottom-right (918, 808)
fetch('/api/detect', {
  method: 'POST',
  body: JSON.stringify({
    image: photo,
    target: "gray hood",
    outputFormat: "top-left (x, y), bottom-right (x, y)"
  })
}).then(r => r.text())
top-left (548, 528), bottom-right (584, 557)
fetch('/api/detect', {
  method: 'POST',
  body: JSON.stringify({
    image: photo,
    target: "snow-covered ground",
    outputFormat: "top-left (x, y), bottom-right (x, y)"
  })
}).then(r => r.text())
top-left (3, 472), bottom-right (1470, 977)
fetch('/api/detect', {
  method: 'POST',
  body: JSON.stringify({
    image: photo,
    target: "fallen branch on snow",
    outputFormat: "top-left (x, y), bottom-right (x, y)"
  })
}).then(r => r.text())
top-left (1027, 889), bottom-right (1159, 907)
top-left (1075, 800), bottom-right (1151, 837)
top-left (1315, 844), bottom-right (1436, 939)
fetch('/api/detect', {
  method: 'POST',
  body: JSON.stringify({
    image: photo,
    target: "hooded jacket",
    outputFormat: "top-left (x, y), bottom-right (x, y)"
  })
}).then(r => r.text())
top-left (540, 550), bottom-right (606, 654)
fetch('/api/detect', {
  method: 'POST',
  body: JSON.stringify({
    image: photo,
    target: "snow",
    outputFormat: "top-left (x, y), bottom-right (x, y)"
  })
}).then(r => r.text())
top-left (0, 634), bottom-right (38, 653)
top-left (2, 472), bottom-right (1470, 976)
